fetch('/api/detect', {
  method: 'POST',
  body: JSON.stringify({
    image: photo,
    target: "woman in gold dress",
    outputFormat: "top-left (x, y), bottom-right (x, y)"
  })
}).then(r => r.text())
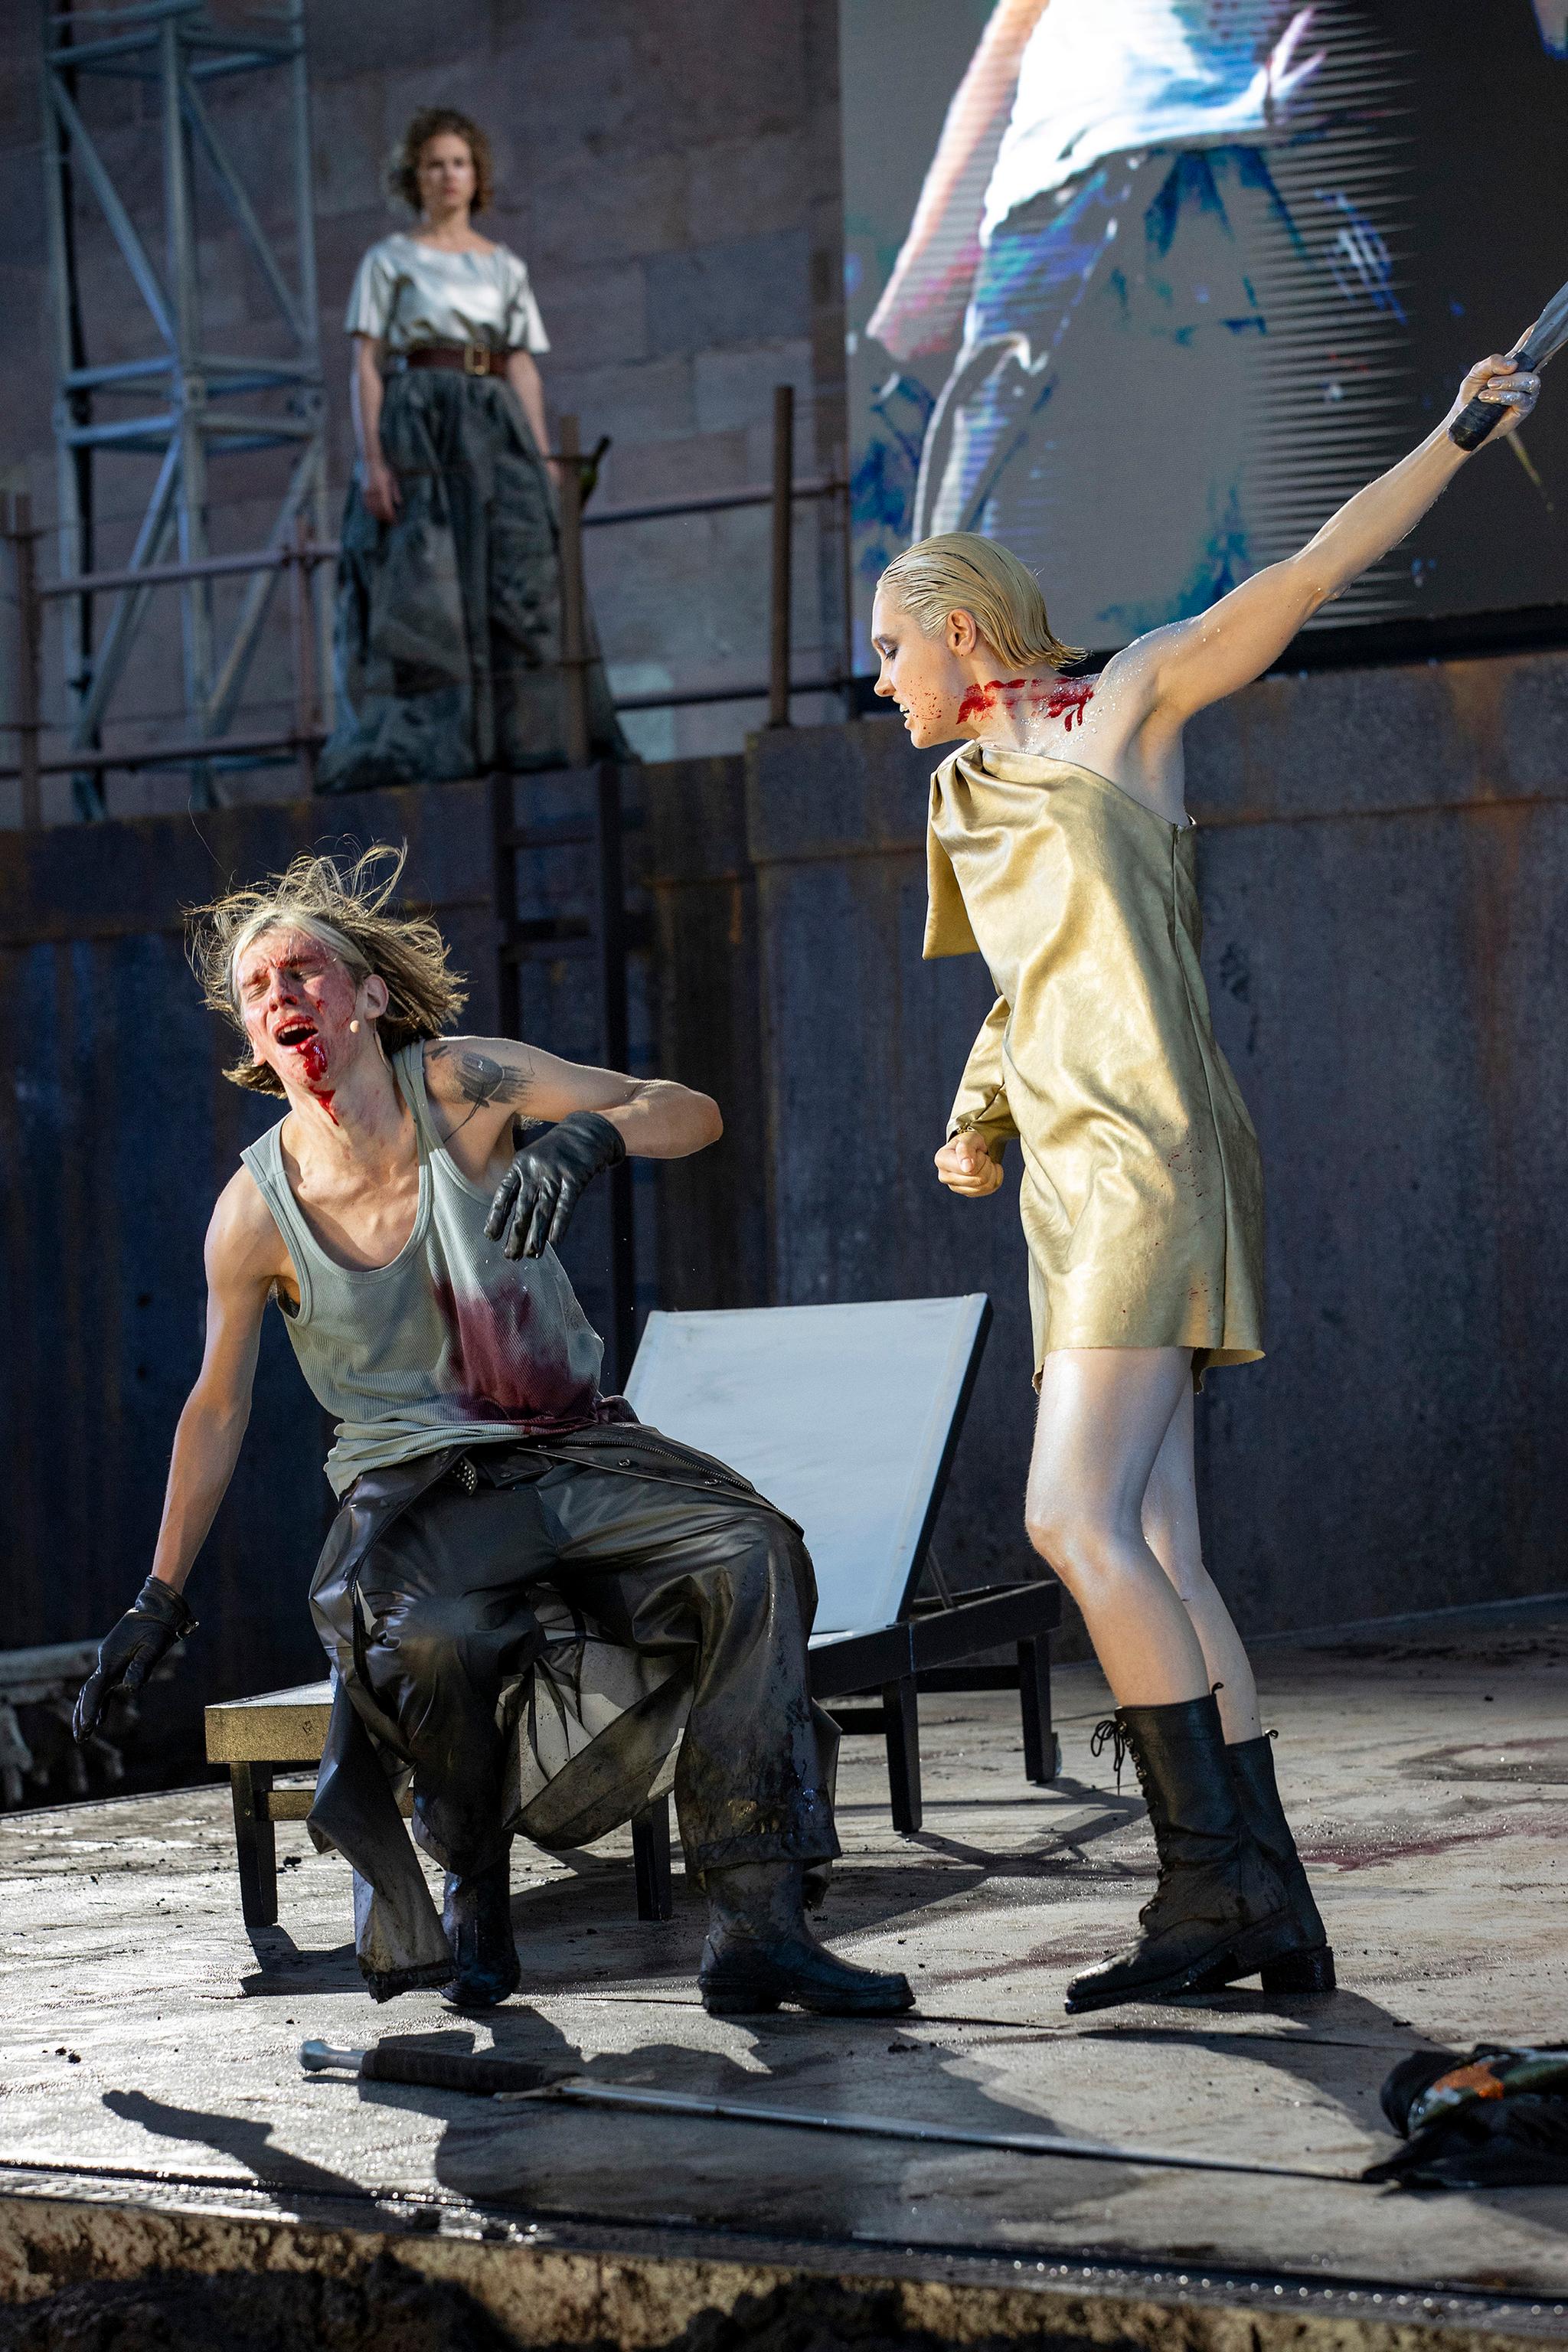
top-left (871, 348), bottom-right (1540, 2014)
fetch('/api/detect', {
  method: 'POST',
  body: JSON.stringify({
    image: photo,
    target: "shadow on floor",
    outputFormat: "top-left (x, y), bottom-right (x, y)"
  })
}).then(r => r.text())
top-left (102, 2087), bottom-right (368, 2201)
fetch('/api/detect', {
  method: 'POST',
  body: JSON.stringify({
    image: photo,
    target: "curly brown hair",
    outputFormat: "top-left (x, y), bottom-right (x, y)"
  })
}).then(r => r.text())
top-left (386, 107), bottom-right (495, 218)
top-left (187, 843), bottom-right (469, 1096)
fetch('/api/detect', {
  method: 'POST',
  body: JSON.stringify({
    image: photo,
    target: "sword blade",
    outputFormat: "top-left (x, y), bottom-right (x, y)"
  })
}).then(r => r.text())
top-left (1516, 276), bottom-right (1568, 370)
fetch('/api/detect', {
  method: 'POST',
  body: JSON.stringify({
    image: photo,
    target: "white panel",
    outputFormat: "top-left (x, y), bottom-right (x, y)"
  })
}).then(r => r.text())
top-left (623, 1296), bottom-right (988, 1637)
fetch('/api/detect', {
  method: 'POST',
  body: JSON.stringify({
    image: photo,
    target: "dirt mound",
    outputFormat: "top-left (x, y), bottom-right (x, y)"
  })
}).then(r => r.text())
top-left (0, 2265), bottom-right (1083, 2352)
top-left (0, 2255), bottom-right (514, 2352)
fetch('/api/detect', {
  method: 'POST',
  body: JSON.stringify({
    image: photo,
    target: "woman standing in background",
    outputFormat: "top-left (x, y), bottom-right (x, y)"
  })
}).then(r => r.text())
top-left (321, 108), bottom-right (627, 792)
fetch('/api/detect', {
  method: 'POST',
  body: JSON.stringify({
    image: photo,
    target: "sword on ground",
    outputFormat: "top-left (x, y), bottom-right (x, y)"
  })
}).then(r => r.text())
top-left (300, 2040), bottom-right (1360, 2185)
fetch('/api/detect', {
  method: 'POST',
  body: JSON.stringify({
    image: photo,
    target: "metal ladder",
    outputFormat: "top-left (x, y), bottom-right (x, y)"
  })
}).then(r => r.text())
top-left (488, 413), bottom-right (645, 1393)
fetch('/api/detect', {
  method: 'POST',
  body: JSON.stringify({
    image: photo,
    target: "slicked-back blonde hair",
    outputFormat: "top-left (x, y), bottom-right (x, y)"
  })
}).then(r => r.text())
top-left (188, 844), bottom-right (468, 1096)
top-left (879, 534), bottom-right (1084, 670)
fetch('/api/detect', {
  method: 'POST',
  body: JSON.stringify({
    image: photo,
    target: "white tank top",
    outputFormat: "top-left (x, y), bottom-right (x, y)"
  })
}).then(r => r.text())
top-left (982, 0), bottom-right (1302, 243)
top-left (240, 1043), bottom-right (613, 1496)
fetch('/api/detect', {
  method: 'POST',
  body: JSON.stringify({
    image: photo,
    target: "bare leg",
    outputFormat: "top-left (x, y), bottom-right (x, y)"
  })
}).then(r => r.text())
top-left (1031, 1352), bottom-right (1315, 2011)
top-left (1139, 1383), bottom-right (1262, 1743)
top-left (1025, 1348), bottom-right (1210, 1707)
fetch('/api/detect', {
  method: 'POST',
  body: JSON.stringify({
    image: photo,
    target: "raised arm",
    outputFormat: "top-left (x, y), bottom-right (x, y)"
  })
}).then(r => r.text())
top-left (1124, 352), bottom-right (1540, 726)
top-left (424, 1035), bottom-right (723, 1261)
top-left (74, 1172), bottom-right (278, 1740)
top-left (425, 1035), bottom-right (721, 1162)
top-left (866, 0), bottom-right (1045, 361)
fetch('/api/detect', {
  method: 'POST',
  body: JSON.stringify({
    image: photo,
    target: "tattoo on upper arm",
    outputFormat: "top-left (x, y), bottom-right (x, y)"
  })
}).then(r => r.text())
top-left (429, 1041), bottom-right (533, 1109)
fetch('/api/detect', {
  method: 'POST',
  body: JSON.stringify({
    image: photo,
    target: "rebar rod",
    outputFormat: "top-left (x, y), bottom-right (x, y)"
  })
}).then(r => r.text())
top-left (768, 383), bottom-right (794, 729)
top-left (9, 497), bottom-right (44, 828)
top-left (556, 412), bottom-right (592, 769)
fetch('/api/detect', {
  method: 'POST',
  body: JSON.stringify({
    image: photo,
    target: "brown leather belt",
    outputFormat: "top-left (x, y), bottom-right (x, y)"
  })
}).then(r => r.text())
top-left (399, 343), bottom-right (513, 379)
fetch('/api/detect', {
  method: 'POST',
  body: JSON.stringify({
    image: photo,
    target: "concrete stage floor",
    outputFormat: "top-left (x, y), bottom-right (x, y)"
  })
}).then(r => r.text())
top-left (3, 1602), bottom-right (1568, 2341)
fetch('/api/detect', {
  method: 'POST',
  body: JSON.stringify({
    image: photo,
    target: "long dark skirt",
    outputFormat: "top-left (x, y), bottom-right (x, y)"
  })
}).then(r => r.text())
top-left (318, 368), bottom-right (629, 792)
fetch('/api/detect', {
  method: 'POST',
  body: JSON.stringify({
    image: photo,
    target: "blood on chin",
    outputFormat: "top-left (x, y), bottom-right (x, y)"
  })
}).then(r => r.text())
top-left (278, 1030), bottom-right (340, 1124)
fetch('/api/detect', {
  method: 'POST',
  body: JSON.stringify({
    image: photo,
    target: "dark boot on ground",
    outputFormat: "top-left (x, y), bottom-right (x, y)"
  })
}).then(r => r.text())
top-left (700, 1860), bottom-right (914, 2017)
top-left (1065, 1695), bottom-right (1295, 2014)
top-left (439, 1852), bottom-right (521, 2011)
top-left (1188, 1735), bottom-right (1335, 1995)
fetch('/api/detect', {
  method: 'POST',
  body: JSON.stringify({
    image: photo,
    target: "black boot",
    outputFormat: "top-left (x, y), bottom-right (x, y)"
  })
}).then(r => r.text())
top-left (439, 1853), bottom-right (521, 2011)
top-left (1187, 1736), bottom-right (1335, 1995)
top-left (1065, 1695), bottom-right (1293, 2014)
top-left (700, 1860), bottom-right (914, 2017)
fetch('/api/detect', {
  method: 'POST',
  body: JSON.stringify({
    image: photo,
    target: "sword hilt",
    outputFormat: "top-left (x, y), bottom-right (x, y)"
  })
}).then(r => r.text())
top-left (1449, 342), bottom-right (1544, 452)
top-left (299, 2037), bottom-right (562, 2095)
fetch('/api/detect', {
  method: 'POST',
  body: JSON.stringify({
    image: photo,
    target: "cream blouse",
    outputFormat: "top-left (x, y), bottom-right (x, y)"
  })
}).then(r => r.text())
top-left (344, 234), bottom-right (550, 356)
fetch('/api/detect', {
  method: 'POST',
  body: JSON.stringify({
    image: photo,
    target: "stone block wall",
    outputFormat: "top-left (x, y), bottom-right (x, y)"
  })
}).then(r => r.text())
top-left (0, 0), bottom-right (846, 816)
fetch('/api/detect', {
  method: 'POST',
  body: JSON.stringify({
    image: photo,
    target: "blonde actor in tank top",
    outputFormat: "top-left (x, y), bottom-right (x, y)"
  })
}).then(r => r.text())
top-left (74, 848), bottom-right (911, 2020)
top-left (871, 345), bottom-right (1540, 2014)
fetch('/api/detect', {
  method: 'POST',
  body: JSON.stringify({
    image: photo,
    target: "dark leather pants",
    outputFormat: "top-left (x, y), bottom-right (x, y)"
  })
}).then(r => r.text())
top-left (350, 1442), bottom-right (839, 1884)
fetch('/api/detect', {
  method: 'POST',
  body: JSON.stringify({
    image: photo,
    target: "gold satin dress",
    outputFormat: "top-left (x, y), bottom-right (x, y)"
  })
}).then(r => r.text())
top-left (926, 743), bottom-right (1264, 1381)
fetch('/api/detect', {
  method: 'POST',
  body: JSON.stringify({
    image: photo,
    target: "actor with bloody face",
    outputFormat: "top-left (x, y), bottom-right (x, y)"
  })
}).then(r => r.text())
top-left (74, 848), bottom-right (911, 2019)
top-left (871, 348), bottom-right (1541, 2016)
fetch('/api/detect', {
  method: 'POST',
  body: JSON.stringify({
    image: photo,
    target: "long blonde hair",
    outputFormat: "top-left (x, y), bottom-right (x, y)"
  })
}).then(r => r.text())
top-left (879, 533), bottom-right (1084, 669)
top-left (187, 843), bottom-right (468, 1095)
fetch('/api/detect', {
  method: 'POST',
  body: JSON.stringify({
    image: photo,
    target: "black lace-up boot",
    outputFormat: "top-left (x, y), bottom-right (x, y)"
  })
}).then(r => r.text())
top-left (700, 1860), bottom-right (914, 2017)
top-left (1188, 1735), bottom-right (1335, 1994)
top-left (439, 1851), bottom-right (521, 2011)
top-left (1065, 1695), bottom-right (1294, 2014)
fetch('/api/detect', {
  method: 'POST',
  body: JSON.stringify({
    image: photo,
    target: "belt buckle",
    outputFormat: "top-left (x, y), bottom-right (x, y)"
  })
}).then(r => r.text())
top-left (452, 1454), bottom-right (479, 1495)
top-left (463, 341), bottom-right (488, 377)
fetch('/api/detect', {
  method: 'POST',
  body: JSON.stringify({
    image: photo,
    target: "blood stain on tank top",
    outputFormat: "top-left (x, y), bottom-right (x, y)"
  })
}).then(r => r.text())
top-left (432, 1275), bottom-right (596, 1425)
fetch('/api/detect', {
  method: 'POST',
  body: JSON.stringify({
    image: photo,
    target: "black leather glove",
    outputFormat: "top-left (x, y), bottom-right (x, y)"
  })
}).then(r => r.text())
top-left (484, 1110), bottom-right (626, 1260)
top-left (73, 1577), bottom-right (198, 1744)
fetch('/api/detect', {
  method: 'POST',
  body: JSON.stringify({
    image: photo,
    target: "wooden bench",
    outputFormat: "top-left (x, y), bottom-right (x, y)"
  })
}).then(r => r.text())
top-left (204, 1679), bottom-right (675, 1929)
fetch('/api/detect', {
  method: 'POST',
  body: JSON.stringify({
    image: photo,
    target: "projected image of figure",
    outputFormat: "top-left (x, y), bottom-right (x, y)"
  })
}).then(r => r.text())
top-left (868, 0), bottom-right (1335, 640)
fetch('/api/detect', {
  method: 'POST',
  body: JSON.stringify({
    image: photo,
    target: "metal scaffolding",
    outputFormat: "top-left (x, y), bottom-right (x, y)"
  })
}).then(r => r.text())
top-left (39, 0), bottom-right (328, 812)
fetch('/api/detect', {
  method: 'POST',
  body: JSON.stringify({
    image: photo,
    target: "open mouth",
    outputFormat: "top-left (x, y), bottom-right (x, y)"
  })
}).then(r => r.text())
top-left (275, 1019), bottom-right (317, 1050)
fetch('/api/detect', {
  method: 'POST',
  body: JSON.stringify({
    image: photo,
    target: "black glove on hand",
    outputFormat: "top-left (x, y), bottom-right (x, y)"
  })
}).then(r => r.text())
top-left (73, 1577), bottom-right (198, 1744)
top-left (485, 1110), bottom-right (626, 1261)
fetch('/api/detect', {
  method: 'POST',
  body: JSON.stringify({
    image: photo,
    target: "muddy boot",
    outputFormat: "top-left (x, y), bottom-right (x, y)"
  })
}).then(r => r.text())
top-left (700, 1860), bottom-right (914, 2017)
top-left (439, 1853), bottom-right (521, 2012)
top-left (1188, 1736), bottom-right (1335, 1995)
top-left (1065, 1696), bottom-right (1293, 2014)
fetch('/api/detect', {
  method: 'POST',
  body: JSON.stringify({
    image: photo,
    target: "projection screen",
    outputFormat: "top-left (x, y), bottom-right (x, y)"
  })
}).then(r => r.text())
top-left (841, 0), bottom-right (1568, 667)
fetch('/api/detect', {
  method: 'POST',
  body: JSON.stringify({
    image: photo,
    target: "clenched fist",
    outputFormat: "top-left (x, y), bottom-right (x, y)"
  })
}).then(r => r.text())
top-left (935, 1129), bottom-right (1004, 1198)
top-left (1449, 351), bottom-right (1541, 441)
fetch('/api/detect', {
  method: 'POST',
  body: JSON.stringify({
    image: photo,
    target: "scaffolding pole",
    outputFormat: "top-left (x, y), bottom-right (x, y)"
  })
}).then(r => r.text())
top-left (38, 0), bottom-right (326, 815)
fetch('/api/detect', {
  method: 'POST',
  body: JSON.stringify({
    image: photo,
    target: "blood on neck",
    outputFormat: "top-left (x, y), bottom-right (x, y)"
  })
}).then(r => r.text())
top-left (959, 675), bottom-right (1096, 732)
